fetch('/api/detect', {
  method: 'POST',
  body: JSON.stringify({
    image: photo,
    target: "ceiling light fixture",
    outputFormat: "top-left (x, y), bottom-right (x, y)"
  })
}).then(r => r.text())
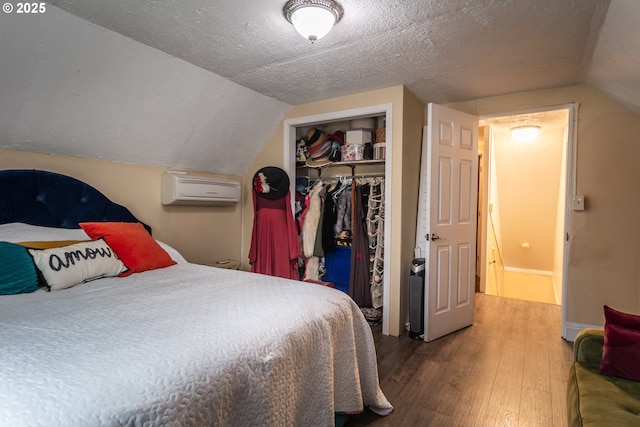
top-left (511, 125), bottom-right (540, 142)
top-left (283, 0), bottom-right (344, 43)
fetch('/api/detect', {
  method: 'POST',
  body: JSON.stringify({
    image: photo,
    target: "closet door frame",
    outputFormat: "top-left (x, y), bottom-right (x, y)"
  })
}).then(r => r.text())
top-left (283, 103), bottom-right (393, 335)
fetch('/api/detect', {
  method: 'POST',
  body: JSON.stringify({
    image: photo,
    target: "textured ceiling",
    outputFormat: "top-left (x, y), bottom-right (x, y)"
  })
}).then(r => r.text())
top-left (49, 0), bottom-right (617, 107)
top-left (5, 0), bottom-right (640, 176)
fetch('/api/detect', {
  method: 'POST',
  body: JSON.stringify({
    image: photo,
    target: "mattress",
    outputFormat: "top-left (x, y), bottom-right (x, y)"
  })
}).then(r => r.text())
top-left (0, 261), bottom-right (392, 426)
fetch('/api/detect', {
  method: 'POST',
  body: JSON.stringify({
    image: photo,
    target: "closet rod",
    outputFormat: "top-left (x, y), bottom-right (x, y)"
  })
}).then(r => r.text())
top-left (353, 173), bottom-right (386, 178)
top-left (315, 173), bottom-right (385, 181)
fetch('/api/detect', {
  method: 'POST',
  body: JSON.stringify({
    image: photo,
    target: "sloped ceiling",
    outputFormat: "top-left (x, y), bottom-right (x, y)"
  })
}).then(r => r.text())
top-left (586, 0), bottom-right (640, 115)
top-left (0, 7), bottom-right (289, 175)
top-left (3, 0), bottom-right (639, 175)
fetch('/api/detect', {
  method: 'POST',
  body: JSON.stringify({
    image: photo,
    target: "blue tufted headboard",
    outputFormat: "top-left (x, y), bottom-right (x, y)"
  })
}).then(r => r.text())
top-left (0, 169), bottom-right (151, 234)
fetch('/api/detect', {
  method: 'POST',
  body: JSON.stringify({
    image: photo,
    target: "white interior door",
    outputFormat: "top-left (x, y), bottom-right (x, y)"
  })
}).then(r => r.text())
top-left (422, 103), bottom-right (479, 342)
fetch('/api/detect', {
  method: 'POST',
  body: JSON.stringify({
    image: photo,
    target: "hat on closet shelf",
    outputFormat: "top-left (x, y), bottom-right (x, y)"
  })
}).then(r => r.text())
top-left (327, 131), bottom-right (345, 145)
top-left (307, 138), bottom-right (332, 157)
top-left (253, 166), bottom-right (290, 200)
top-left (303, 128), bottom-right (327, 149)
top-left (305, 157), bottom-right (333, 167)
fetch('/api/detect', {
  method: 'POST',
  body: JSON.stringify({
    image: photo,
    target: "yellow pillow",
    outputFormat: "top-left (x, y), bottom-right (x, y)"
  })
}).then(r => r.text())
top-left (17, 240), bottom-right (88, 249)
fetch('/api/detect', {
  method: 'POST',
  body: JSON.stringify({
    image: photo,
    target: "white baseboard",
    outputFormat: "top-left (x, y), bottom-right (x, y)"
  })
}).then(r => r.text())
top-left (563, 321), bottom-right (602, 342)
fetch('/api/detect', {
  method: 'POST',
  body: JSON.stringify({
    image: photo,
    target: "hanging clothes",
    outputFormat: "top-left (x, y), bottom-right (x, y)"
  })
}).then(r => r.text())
top-left (367, 179), bottom-right (385, 309)
top-left (349, 182), bottom-right (372, 308)
top-left (334, 184), bottom-right (351, 238)
top-left (298, 175), bottom-right (385, 309)
top-left (321, 184), bottom-right (338, 254)
top-left (322, 179), bottom-right (352, 293)
top-left (300, 180), bottom-right (325, 280)
top-left (249, 167), bottom-right (300, 280)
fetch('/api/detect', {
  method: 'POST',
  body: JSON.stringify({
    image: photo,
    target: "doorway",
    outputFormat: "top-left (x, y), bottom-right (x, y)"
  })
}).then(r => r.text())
top-left (477, 106), bottom-right (573, 306)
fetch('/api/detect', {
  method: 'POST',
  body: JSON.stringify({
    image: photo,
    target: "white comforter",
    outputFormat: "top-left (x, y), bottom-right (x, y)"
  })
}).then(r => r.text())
top-left (0, 263), bottom-right (392, 426)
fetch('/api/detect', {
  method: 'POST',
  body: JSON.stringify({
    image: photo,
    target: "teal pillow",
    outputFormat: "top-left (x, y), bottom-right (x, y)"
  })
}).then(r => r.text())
top-left (0, 242), bottom-right (39, 294)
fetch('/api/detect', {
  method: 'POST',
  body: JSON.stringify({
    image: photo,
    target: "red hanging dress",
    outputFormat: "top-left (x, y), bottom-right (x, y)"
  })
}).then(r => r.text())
top-left (249, 190), bottom-right (300, 280)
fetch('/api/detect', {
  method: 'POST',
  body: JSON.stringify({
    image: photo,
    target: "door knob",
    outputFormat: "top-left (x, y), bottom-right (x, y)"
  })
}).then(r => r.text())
top-left (430, 233), bottom-right (445, 241)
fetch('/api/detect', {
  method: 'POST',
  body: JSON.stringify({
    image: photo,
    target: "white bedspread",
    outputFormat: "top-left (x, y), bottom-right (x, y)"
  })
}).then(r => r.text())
top-left (0, 263), bottom-right (392, 426)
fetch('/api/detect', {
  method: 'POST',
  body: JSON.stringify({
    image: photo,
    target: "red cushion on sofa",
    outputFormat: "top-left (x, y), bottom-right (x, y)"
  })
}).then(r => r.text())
top-left (604, 305), bottom-right (640, 329)
top-left (600, 305), bottom-right (640, 381)
top-left (80, 222), bottom-right (176, 277)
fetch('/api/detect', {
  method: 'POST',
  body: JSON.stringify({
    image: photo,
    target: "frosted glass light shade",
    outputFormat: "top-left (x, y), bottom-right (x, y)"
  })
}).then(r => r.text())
top-left (283, 0), bottom-right (344, 43)
top-left (291, 6), bottom-right (335, 42)
top-left (511, 125), bottom-right (540, 142)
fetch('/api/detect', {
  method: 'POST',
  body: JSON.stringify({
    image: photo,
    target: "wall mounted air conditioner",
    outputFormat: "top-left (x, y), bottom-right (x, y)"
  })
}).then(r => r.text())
top-left (161, 172), bottom-right (241, 205)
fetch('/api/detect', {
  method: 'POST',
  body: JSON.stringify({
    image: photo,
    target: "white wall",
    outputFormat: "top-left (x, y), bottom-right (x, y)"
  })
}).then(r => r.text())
top-left (488, 134), bottom-right (504, 261)
top-left (490, 124), bottom-right (564, 272)
top-left (552, 126), bottom-right (569, 303)
top-left (0, 6), bottom-right (289, 175)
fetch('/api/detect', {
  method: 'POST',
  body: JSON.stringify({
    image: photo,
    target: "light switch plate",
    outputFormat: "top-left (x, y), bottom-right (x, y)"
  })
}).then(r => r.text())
top-left (572, 195), bottom-right (585, 211)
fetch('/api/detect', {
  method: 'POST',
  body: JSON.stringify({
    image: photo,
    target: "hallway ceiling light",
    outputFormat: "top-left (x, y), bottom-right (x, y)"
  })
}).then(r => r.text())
top-left (511, 125), bottom-right (540, 142)
top-left (283, 0), bottom-right (344, 43)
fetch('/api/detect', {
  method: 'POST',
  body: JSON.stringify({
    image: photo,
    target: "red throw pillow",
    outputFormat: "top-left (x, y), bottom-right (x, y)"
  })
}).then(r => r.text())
top-left (604, 305), bottom-right (640, 330)
top-left (79, 222), bottom-right (176, 277)
top-left (599, 305), bottom-right (640, 380)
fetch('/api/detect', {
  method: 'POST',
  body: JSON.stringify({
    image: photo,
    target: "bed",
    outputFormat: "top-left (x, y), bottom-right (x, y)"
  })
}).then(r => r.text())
top-left (0, 169), bottom-right (392, 426)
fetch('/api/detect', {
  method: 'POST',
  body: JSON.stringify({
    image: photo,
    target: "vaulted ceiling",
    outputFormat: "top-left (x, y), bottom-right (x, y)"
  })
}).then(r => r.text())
top-left (2, 0), bottom-right (639, 175)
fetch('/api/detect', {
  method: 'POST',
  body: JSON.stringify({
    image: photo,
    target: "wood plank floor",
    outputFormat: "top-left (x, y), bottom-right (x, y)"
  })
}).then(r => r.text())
top-left (346, 293), bottom-right (574, 427)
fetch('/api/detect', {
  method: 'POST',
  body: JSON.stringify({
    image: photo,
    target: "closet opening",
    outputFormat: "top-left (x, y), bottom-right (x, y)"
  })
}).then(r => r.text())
top-left (283, 104), bottom-right (393, 335)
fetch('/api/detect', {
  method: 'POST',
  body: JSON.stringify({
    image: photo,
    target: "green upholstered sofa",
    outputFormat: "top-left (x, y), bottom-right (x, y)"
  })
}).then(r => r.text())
top-left (567, 328), bottom-right (640, 427)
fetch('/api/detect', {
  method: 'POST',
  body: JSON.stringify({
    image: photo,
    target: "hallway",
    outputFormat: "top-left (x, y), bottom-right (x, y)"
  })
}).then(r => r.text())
top-left (486, 270), bottom-right (559, 305)
top-left (479, 107), bottom-right (570, 309)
